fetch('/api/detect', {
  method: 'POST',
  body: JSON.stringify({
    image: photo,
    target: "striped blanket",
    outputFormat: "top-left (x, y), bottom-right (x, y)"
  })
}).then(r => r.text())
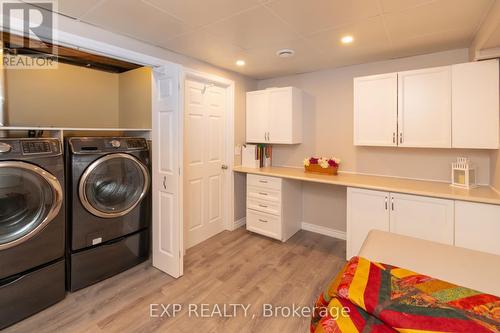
top-left (311, 257), bottom-right (500, 333)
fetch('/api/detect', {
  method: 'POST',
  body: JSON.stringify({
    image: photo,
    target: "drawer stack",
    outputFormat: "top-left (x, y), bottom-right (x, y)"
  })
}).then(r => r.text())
top-left (246, 174), bottom-right (302, 242)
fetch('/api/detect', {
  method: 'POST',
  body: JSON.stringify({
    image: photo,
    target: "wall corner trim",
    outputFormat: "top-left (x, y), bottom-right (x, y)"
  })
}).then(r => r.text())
top-left (301, 222), bottom-right (347, 240)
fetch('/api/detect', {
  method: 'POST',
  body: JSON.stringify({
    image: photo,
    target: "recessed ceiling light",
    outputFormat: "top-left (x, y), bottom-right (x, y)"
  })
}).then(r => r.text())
top-left (276, 49), bottom-right (295, 58)
top-left (236, 60), bottom-right (245, 66)
top-left (341, 35), bottom-right (354, 44)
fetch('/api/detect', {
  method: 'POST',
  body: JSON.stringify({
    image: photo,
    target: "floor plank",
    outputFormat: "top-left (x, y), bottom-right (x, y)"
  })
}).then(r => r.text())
top-left (4, 229), bottom-right (346, 333)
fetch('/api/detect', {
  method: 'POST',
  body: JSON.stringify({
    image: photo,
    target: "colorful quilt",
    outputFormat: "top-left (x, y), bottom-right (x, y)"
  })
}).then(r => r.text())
top-left (311, 257), bottom-right (500, 333)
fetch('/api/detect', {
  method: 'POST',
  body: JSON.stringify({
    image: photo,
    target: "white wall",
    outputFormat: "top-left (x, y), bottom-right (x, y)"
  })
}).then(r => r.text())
top-left (6, 59), bottom-right (120, 127)
top-left (258, 49), bottom-right (492, 231)
top-left (118, 67), bottom-right (152, 129)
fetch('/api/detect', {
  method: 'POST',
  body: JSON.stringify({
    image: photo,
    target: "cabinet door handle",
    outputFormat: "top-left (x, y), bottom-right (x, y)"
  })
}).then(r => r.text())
top-left (258, 219), bottom-right (268, 223)
top-left (258, 192), bottom-right (268, 196)
top-left (385, 197), bottom-right (388, 210)
top-left (391, 197), bottom-right (394, 211)
top-left (163, 176), bottom-right (167, 190)
top-left (393, 132), bottom-right (396, 144)
top-left (259, 180), bottom-right (268, 183)
top-left (268, 132), bottom-right (270, 141)
top-left (399, 133), bottom-right (403, 144)
top-left (258, 204), bottom-right (268, 208)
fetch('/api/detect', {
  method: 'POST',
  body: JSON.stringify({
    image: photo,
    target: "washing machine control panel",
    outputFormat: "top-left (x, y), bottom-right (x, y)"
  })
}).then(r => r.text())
top-left (21, 140), bottom-right (59, 155)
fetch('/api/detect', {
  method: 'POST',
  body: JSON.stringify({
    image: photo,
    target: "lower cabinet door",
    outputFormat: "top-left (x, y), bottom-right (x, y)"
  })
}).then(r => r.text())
top-left (246, 209), bottom-right (282, 241)
top-left (390, 193), bottom-right (454, 245)
top-left (347, 188), bottom-right (390, 260)
top-left (455, 201), bottom-right (500, 255)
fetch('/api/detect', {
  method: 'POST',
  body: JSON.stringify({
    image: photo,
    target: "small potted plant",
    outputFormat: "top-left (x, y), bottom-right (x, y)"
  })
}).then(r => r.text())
top-left (303, 157), bottom-right (341, 175)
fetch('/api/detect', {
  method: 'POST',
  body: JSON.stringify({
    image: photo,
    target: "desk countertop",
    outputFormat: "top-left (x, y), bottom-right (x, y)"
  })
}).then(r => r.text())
top-left (233, 166), bottom-right (500, 205)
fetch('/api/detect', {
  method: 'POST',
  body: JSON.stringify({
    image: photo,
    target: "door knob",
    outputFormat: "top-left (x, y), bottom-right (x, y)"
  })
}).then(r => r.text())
top-left (221, 164), bottom-right (228, 170)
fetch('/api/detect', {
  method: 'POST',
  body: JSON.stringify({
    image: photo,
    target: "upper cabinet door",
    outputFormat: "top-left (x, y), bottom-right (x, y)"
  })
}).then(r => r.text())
top-left (354, 73), bottom-right (398, 146)
top-left (398, 66), bottom-right (452, 148)
top-left (452, 59), bottom-right (499, 149)
top-left (246, 90), bottom-right (268, 143)
top-left (268, 87), bottom-right (302, 144)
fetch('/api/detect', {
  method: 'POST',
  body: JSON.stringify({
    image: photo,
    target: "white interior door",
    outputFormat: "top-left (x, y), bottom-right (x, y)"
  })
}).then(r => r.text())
top-left (184, 79), bottom-right (226, 249)
top-left (152, 63), bottom-right (183, 278)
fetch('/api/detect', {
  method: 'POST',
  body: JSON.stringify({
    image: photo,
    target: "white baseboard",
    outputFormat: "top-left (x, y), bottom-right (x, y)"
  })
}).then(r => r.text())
top-left (301, 222), bottom-right (346, 240)
top-left (232, 217), bottom-right (246, 230)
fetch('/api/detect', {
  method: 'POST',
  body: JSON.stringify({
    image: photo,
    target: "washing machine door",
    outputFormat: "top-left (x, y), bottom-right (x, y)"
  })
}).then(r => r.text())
top-left (0, 161), bottom-right (63, 250)
top-left (79, 153), bottom-right (150, 218)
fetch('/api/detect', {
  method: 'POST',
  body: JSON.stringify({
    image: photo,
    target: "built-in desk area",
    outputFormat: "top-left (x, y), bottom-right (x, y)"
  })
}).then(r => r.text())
top-left (234, 165), bottom-right (500, 258)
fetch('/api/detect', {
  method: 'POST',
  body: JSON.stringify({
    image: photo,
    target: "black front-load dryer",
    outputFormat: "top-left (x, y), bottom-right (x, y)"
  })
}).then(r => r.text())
top-left (0, 138), bottom-right (66, 330)
top-left (66, 137), bottom-right (151, 291)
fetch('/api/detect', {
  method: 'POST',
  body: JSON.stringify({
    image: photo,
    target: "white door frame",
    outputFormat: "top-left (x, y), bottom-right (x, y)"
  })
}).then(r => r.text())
top-left (182, 68), bottom-right (235, 236)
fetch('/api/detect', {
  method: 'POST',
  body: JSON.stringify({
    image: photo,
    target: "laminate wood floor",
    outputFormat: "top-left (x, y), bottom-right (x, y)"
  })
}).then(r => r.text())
top-left (5, 228), bottom-right (346, 333)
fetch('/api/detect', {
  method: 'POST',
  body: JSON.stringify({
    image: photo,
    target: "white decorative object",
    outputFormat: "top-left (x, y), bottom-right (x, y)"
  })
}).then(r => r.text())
top-left (451, 157), bottom-right (477, 189)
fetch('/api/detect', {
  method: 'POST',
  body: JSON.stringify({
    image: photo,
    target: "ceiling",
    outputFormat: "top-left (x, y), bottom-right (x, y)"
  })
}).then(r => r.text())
top-left (56, 0), bottom-right (498, 79)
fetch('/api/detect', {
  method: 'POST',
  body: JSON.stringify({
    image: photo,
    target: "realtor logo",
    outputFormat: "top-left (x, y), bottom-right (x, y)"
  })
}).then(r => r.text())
top-left (1, 1), bottom-right (58, 69)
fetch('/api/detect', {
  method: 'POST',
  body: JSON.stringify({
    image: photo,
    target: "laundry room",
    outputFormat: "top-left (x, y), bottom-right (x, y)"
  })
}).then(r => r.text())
top-left (0, 31), bottom-right (155, 329)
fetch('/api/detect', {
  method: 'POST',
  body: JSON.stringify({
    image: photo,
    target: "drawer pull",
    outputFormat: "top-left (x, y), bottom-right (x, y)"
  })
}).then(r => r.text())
top-left (258, 204), bottom-right (268, 208)
top-left (258, 219), bottom-right (268, 223)
top-left (258, 192), bottom-right (268, 196)
top-left (259, 180), bottom-right (268, 183)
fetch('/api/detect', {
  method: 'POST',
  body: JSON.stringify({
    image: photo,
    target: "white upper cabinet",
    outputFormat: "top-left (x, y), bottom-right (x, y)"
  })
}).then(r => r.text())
top-left (354, 73), bottom-right (398, 146)
top-left (452, 59), bottom-right (499, 149)
top-left (246, 90), bottom-right (269, 143)
top-left (354, 61), bottom-right (498, 150)
top-left (246, 87), bottom-right (303, 144)
top-left (398, 66), bottom-right (452, 148)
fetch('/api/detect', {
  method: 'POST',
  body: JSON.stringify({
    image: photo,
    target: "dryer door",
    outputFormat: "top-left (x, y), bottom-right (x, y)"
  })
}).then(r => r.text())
top-left (0, 161), bottom-right (63, 250)
top-left (79, 153), bottom-right (150, 218)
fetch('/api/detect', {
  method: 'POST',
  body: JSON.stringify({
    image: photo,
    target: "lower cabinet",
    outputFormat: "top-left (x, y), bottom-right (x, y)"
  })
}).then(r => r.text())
top-left (455, 201), bottom-right (500, 255)
top-left (347, 188), bottom-right (390, 259)
top-left (246, 174), bottom-right (302, 242)
top-left (347, 188), bottom-right (454, 259)
top-left (390, 193), bottom-right (454, 245)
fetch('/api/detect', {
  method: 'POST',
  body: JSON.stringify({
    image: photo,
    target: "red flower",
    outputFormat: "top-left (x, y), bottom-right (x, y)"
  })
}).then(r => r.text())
top-left (309, 157), bottom-right (319, 164)
top-left (328, 159), bottom-right (338, 167)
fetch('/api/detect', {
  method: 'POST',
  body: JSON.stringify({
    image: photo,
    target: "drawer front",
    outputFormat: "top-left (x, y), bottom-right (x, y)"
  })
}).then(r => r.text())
top-left (248, 174), bottom-right (282, 190)
top-left (247, 186), bottom-right (281, 203)
top-left (0, 259), bottom-right (65, 330)
top-left (246, 209), bottom-right (282, 240)
top-left (70, 229), bottom-right (149, 291)
top-left (247, 197), bottom-right (281, 216)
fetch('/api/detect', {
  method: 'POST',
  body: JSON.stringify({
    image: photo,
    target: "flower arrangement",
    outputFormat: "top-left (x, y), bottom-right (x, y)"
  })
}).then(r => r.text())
top-left (303, 157), bottom-right (341, 175)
